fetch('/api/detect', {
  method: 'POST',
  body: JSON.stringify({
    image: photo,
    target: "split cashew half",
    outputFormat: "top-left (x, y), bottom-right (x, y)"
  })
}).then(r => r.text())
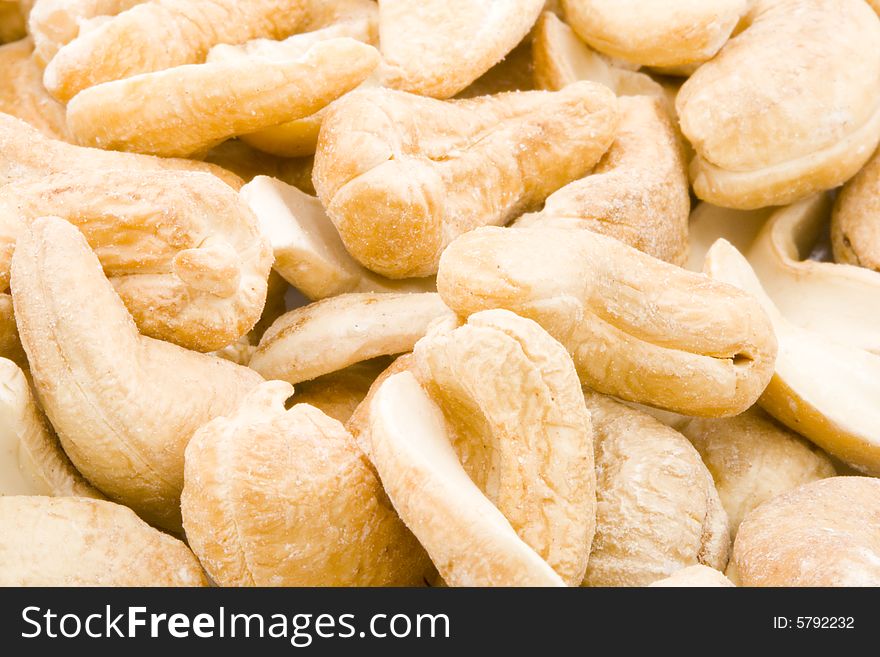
top-left (438, 226), bottom-right (778, 416)
top-left (250, 292), bottom-right (453, 385)
top-left (313, 82), bottom-right (618, 278)
top-left (10, 217), bottom-right (264, 530)
top-left (181, 381), bottom-right (431, 587)
top-left (678, 0), bottom-right (880, 209)
top-left (704, 239), bottom-right (880, 475)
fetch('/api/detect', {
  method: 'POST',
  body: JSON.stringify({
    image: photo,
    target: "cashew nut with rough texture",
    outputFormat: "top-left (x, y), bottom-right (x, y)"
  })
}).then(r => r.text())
top-left (11, 217), bottom-right (264, 530)
top-left (181, 381), bottom-right (431, 587)
top-left (313, 83), bottom-right (618, 278)
top-left (438, 226), bottom-right (778, 416)
top-left (832, 147), bottom-right (880, 273)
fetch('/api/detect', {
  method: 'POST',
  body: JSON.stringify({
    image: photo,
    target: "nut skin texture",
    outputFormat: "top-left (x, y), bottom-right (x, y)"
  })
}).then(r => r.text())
top-left (0, 112), bottom-right (243, 189)
top-left (43, 0), bottom-right (309, 102)
top-left (437, 226), bottom-right (778, 417)
top-left (730, 477), bottom-right (880, 586)
top-left (0, 357), bottom-right (104, 498)
top-left (182, 381), bottom-right (431, 587)
top-left (583, 392), bottom-right (730, 587)
top-left (648, 565), bottom-right (734, 587)
top-left (678, 0), bottom-right (880, 209)
top-left (313, 83), bottom-right (619, 278)
top-left (10, 217), bottom-right (264, 531)
top-left (369, 370), bottom-right (565, 587)
top-left (516, 95), bottom-right (689, 265)
top-left (0, 496), bottom-right (207, 586)
top-left (251, 292), bottom-right (454, 385)
top-left (0, 168), bottom-right (273, 352)
top-left (0, 38), bottom-right (70, 141)
top-left (832, 147), bottom-right (880, 272)
top-left (28, 0), bottom-right (146, 67)
top-left (66, 38), bottom-right (381, 158)
top-left (681, 408), bottom-right (836, 538)
top-left (378, 0), bottom-right (544, 99)
top-left (562, 0), bottom-right (747, 68)
top-left (411, 310), bottom-right (596, 586)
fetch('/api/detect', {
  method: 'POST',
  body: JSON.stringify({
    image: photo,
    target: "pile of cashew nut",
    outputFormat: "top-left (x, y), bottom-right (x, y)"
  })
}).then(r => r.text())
top-left (1, 0), bottom-right (880, 587)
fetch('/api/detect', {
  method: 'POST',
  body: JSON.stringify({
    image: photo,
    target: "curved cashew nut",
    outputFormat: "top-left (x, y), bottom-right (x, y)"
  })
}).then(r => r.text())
top-left (370, 310), bottom-right (595, 586)
top-left (10, 217), bottom-right (264, 530)
top-left (681, 408), bottom-right (836, 539)
top-left (0, 167), bottom-right (273, 351)
top-left (582, 392), bottom-right (729, 586)
top-left (832, 146), bottom-right (880, 272)
top-left (0, 38), bottom-right (70, 141)
top-left (43, 0), bottom-right (310, 102)
top-left (67, 38), bottom-right (380, 158)
top-left (0, 357), bottom-right (104, 498)
top-left (515, 95), bottom-right (690, 265)
top-left (561, 0), bottom-right (747, 68)
top-left (438, 226), bottom-right (778, 416)
top-left (729, 477), bottom-right (880, 586)
top-left (0, 112), bottom-right (242, 188)
top-left (181, 381), bottom-right (430, 586)
top-left (28, 0), bottom-right (146, 67)
top-left (378, 0), bottom-right (544, 99)
top-left (313, 83), bottom-right (618, 278)
top-left (686, 202), bottom-right (773, 272)
top-left (678, 0), bottom-right (880, 209)
top-left (250, 292), bottom-right (453, 385)
top-left (704, 238), bottom-right (880, 475)
top-left (649, 565), bottom-right (734, 588)
top-left (0, 496), bottom-right (207, 586)
top-left (370, 372), bottom-right (564, 587)
top-left (241, 176), bottom-right (434, 300)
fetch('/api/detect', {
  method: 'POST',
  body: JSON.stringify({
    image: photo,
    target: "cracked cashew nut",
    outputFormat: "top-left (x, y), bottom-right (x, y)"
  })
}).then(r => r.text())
top-left (313, 82), bottom-right (618, 278)
top-left (704, 238), bottom-right (880, 475)
top-left (43, 0), bottom-right (310, 102)
top-left (67, 38), bottom-right (380, 158)
top-left (438, 226), bottom-right (778, 416)
top-left (677, 0), bottom-right (880, 209)
top-left (681, 408), bottom-right (836, 538)
top-left (240, 176), bottom-right (434, 300)
top-left (514, 95), bottom-right (689, 265)
top-left (378, 0), bottom-right (544, 99)
top-left (181, 381), bottom-right (430, 587)
top-left (0, 496), bottom-right (207, 586)
top-left (0, 357), bottom-right (103, 498)
top-left (370, 310), bottom-right (595, 586)
top-left (582, 392), bottom-right (729, 586)
top-left (729, 477), bottom-right (880, 586)
top-left (561, 0), bottom-right (747, 68)
top-left (250, 292), bottom-right (453, 385)
top-left (10, 217), bottom-right (264, 531)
